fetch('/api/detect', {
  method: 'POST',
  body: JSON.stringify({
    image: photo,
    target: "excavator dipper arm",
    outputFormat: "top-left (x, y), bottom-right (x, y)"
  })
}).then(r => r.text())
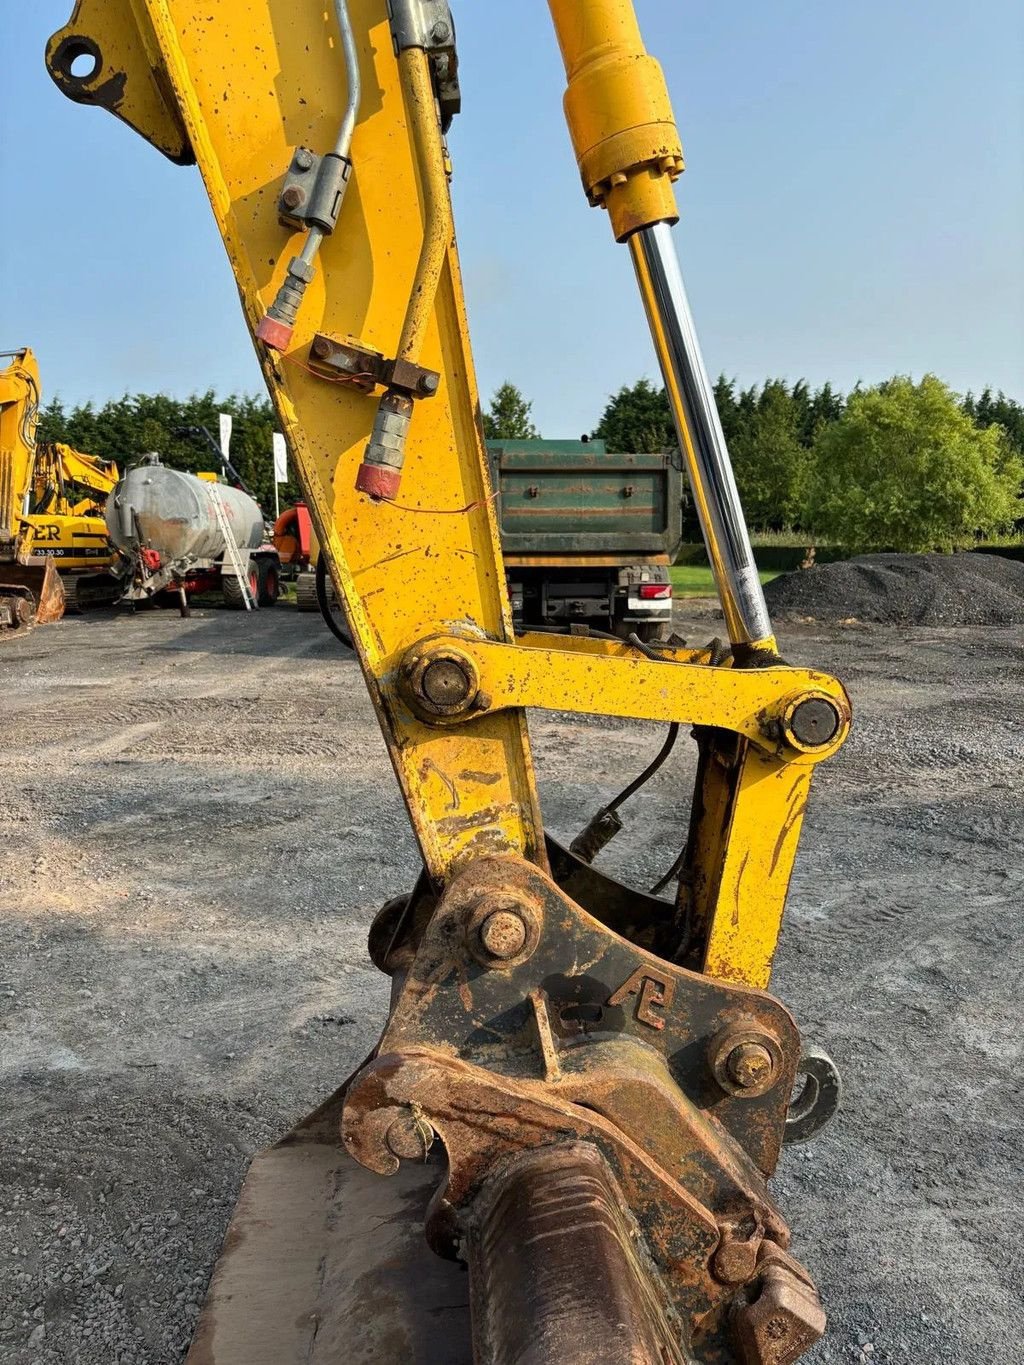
top-left (46, 4), bottom-right (851, 1362)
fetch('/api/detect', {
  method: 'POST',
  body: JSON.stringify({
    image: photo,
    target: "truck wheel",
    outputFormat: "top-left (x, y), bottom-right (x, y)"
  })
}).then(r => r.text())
top-left (222, 567), bottom-right (258, 609)
top-left (257, 558), bottom-right (280, 607)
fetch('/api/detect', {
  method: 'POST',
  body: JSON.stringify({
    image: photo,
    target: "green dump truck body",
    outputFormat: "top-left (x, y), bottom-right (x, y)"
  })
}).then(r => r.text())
top-left (487, 440), bottom-right (683, 563)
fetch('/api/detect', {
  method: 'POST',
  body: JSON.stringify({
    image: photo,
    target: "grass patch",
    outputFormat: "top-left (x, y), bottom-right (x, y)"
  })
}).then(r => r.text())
top-left (670, 564), bottom-right (781, 597)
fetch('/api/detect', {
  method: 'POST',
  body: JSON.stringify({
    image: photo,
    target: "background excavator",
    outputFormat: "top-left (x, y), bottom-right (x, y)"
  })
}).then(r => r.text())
top-left (0, 347), bottom-right (122, 635)
top-left (45, 3), bottom-right (852, 1362)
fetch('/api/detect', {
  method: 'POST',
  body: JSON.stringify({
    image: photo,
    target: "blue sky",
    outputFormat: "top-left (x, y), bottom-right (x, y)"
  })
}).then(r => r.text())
top-left (2, 1), bottom-right (1022, 437)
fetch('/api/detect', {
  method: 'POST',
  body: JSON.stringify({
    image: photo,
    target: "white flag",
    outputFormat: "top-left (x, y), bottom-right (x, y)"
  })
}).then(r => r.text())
top-left (273, 433), bottom-right (288, 484)
top-left (218, 413), bottom-right (233, 462)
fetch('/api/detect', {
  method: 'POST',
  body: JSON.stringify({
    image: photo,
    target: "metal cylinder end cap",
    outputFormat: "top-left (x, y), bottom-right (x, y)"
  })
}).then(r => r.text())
top-left (355, 462), bottom-right (402, 502)
top-left (401, 645), bottom-right (481, 719)
top-left (780, 691), bottom-right (848, 753)
top-left (256, 314), bottom-right (294, 352)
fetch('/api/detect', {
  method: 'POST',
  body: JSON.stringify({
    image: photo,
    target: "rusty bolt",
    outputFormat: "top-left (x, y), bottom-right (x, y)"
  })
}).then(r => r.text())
top-left (385, 1110), bottom-right (434, 1162)
top-left (479, 909), bottom-right (528, 961)
top-left (281, 185), bottom-right (305, 212)
top-left (728, 1042), bottom-right (776, 1091)
top-left (293, 148), bottom-right (315, 172)
top-left (466, 891), bottom-right (542, 969)
top-left (311, 335), bottom-right (333, 360)
top-left (401, 645), bottom-right (480, 719)
top-left (709, 1023), bottom-right (783, 1099)
top-left (712, 1215), bottom-right (764, 1286)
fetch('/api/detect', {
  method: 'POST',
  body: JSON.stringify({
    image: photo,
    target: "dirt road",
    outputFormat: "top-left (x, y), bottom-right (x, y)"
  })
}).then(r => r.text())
top-left (1, 603), bottom-right (1020, 1363)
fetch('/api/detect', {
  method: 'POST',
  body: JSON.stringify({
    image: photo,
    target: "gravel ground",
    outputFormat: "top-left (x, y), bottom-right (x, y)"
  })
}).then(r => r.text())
top-left (765, 552), bottom-right (1024, 626)
top-left (0, 601), bottom-right (1020, 1363)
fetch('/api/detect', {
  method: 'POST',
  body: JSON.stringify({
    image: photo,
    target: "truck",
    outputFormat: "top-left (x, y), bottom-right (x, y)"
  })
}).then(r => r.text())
top-left (106, 455), bottom-right (281, 613)
top-left (489, 439), bottom-right (683, 642)
top-left (292, 440), bottom-right (684, 642)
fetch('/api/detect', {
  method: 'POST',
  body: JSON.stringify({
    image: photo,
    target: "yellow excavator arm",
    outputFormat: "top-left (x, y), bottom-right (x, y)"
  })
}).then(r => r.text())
top-left (46, 4), bottom-right (851, 1362)
top-left (0, 348), bottom-right (42, 555)
top-left (0, 348), bottom-right (66, 632)
top-left (32, 441), bottom-right (119, 514)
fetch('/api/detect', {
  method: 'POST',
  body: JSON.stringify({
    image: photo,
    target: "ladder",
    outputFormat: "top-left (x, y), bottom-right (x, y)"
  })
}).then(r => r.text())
top-left (206, 482), bottom-right (257, 610)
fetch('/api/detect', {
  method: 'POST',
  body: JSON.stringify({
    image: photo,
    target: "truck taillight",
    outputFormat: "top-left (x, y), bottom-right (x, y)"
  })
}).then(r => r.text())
top-left (639, 583), bottom-right (672, 600)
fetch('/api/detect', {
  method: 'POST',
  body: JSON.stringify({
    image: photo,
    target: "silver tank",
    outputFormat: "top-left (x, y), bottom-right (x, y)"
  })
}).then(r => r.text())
top-left (107, 455), bottom-right (264, 564)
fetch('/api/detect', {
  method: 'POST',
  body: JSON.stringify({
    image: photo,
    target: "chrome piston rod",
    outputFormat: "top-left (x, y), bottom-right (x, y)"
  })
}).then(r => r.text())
top-left (630, 222), bottom-right (773, 649)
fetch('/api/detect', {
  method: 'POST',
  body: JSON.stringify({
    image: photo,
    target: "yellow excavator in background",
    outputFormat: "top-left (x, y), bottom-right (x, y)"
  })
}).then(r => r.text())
top-left (46, 3), bottom-right (852, 1362)
top-left (25, 438), bottom-right (122, 611)
top-left (0, 348), bottom-right (65, 633)
top-left (0, 347), bottom-right (122, 635)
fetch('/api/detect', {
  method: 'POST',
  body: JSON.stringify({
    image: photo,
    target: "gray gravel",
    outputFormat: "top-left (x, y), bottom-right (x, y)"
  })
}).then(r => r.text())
top-left (765, 552), bottom-right (1024, 626)
top-left (1, 601), bottom-right (1021, 1363)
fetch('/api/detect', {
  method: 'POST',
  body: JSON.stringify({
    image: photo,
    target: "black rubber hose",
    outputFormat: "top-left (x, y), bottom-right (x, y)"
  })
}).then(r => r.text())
top-left (315, 556), bottom-right (355, 649)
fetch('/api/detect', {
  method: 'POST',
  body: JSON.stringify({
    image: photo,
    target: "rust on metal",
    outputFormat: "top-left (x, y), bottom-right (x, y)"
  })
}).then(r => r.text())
top-left (185, 1109), bottom-right (472, 1365)
top-left (608, 964), bottom-right (676, 1031)
top-left (733, 1247), bottom-right (827, 1365)
top-left (0, 560), bottom-right (66, 637)
top-left (709, 1024), bottom-right (784, 1100)
top-left (468, 1143), bottom-right (691, 1365)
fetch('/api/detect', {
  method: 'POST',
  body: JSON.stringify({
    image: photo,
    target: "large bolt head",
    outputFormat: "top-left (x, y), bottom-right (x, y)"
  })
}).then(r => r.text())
top-left (727, 1042), bottom-right (775, 1091)
top-left (479, 909), bottom-right (528, 961)
top-left (464, 890), bottom-right (542, 970)
top-left (709, 1023), bottom-right (784, 1099)
top-left (401, 645), bottom-right (481, 719)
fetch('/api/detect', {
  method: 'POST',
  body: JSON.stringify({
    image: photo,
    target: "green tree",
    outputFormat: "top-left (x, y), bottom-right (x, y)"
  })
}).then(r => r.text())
top-left (807, 381), bottom-right (845, 439)
top-left (593, 378), bottom-right (674, 453)
top-left (963, 387), bottom-right (1024, 460)
top-left (713, 376), bottom-right (740, 444)
top-left (727, 380), bottom-right (810, 530)
top-left (804, 375), bottom-right (1022, 552)
top-left (482, 382), bottom-right (539, 440)
top-left (36, 390), bottom-right (302, 517)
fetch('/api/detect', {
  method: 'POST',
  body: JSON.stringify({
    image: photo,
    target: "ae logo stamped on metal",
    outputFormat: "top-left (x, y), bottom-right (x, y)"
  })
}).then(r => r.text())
top-left (608, 966), bottom-right (675, 1030)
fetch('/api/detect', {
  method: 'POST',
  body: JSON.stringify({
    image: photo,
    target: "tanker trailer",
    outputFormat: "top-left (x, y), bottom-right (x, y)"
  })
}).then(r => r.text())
top-left (106, 454), bottom-right (280, 613)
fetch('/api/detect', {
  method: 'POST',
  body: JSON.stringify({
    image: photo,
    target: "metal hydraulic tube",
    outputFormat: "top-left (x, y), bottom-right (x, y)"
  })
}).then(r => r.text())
top-left (257, 0), bottom-right (362, 349)
top-left (631, 223), bottom-right (773, 649)
top-left (355, 45), bottom-right (454, 502)
top-left (547, 0), bottom-right (774, 651)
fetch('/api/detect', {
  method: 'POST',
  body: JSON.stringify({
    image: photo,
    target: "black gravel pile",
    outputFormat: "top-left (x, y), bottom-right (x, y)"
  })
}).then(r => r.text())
top-left (764, 552), bottom-right (1024, 626)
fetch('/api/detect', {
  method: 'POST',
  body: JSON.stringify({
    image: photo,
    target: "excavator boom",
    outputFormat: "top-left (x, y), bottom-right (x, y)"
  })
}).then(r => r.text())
top-left (46, 4), bottom-right (851, 1362)
top-left (0, 348), bottom-right (65, 634)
